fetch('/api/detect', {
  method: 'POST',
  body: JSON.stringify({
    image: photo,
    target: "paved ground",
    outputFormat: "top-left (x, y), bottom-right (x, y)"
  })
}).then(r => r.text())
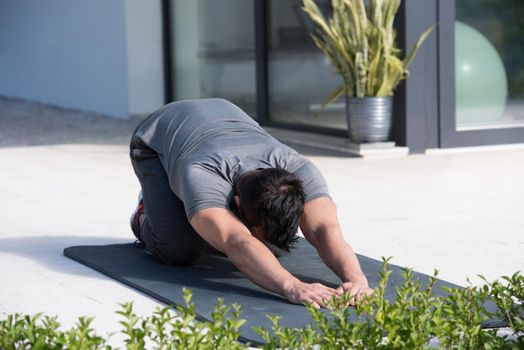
top-left (1, 97), bottom-right (523, 345)
top-left (0, 96), bottom-right (142, 147)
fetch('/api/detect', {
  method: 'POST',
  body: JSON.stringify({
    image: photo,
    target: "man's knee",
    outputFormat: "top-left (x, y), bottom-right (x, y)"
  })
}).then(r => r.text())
top-left (140, 218), bottom-right (207, 266)
top-left (155, 241), bottom-right (204, 266)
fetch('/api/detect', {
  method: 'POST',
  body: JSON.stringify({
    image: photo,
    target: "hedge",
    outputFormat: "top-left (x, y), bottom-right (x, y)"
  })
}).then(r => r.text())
top-left (1, 259), bottom-right (522, 349)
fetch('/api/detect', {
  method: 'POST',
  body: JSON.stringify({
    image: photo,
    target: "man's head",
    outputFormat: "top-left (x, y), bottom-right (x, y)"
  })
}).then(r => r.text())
top-left (234, 168), bottom-right (306, 252)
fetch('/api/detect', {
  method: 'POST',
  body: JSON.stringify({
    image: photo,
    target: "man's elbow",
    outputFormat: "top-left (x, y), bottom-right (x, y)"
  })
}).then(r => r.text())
top-left (305, 223), bottom-right (342, 247)
top-left (223, 234), bottom-right (251, 257)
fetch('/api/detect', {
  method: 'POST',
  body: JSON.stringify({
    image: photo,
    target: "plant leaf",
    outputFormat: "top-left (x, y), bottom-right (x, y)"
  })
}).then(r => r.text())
top-left (404, 25), bottom-right (435, 68)
top-left (322, 85), bottom-right (345, 107)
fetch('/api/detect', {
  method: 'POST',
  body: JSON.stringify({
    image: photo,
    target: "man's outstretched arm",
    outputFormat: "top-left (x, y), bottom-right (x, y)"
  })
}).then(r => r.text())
top-left (190, 208), bottom-right (340, 308)
top-left (300, 197), bottom-right (372, 302)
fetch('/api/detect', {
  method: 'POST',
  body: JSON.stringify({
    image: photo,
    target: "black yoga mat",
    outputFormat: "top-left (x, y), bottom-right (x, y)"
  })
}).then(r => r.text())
top-left (64, 238), bottom-right (505, 345)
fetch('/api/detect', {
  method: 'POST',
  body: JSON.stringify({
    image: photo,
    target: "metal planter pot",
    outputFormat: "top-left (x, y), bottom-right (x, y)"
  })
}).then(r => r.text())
top-left (346, 96), bottom-right (393, 143)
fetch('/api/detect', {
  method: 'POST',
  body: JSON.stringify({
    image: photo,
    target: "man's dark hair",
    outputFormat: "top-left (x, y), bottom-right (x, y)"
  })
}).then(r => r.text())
top-left (235, 168), bottom-right (306, 251)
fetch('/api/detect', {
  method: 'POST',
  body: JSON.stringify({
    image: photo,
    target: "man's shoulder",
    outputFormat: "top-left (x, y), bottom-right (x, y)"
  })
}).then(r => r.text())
top-left (175, 163), bottom-right (234, 222)
top-left (179, 162), bottom-right (231, 184)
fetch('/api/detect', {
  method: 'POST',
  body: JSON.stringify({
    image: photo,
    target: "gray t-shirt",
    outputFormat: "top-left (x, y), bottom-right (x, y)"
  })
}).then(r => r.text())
top-left (134, 98), bottom-right (330, 221)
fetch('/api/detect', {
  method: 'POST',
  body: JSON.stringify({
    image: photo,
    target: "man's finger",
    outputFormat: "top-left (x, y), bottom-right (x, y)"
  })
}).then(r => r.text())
top-left (319, 293), bottom-right (337, 305)
top-left (328, 286), bottom-right (342, 295)
top-left (346, 286), bottom-right (361, 305)
top-left (355, 287), bottom-right (374, 303)
top-left (349, 286), bottom-right (361, 296)
top-left (354, 290), bottom-right (366, 304)
top-left (316, 296), bottom-right (334, 309)
top-left (314, 283), bottom-right (340, 295)
top-left (338, 282), bottom-right (356, 292)
top-left (306, 299), bottom-right (321, 309)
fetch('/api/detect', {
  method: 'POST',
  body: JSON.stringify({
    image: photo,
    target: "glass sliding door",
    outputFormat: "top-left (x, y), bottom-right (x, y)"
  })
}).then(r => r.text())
top-left (438, 0), bottom-right (524, 147)
top-left (171, 0), bottom-right (257, 117)
top-left (455, 0), bottom-right (524, 130)
top-left (266, 0), bottom-right (346, 131)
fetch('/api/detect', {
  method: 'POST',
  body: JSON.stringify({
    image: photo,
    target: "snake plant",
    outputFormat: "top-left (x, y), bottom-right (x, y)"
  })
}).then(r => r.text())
top-left (302, 0), bottom-right (434, 104)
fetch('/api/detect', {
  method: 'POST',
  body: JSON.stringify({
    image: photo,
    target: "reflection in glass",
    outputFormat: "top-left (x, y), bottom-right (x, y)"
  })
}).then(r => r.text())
top-left (171, 0), bottom-right (256, 117)
top-left (267, 0), bottom-right (346, 130)
top-left (456, 0), bottom-right (524, 130)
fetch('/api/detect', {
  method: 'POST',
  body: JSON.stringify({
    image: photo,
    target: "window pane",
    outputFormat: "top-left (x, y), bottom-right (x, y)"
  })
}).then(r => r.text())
top-left (171, 0), bottom-right (257, 117)
top-left (455, 0), bottom-right (524, 130)
top-left (267, 0), bottom-right (346, 130)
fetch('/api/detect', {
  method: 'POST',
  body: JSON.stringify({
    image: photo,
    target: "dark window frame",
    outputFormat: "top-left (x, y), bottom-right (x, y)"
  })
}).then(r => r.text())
top-left (438, 0), bottom-right (524, 147)
top-left (392, 0), bottom-right (440, 153)
top-left (162, 0), bottom-right (173, 102)
top-left (254, 0), bottom-right (348, 137)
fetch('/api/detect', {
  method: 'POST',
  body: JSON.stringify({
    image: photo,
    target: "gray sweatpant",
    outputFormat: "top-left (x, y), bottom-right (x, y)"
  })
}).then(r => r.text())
top-left (129, 133), bottom-right (209, 265)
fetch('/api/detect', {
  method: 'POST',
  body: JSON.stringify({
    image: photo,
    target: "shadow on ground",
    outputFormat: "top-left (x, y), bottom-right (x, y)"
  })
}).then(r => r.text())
top-left (284, 142), bottom-right (358, 158)
top-left (0, 96), bottom-right (353, 157)
top-left (0, 96), bottom-right (143, 147)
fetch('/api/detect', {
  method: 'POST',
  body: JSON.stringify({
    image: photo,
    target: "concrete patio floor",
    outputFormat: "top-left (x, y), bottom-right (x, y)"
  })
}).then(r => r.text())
top-left (0, 97), bottom-right (523, 345)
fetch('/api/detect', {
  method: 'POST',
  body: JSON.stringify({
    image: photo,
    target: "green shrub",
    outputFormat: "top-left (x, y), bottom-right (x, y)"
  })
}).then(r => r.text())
top-left (1, 261), bottom-right (522, 349)
top-left (256, 259), bottom-right (523, 349)
top-left (0, 313), bottom-right (107, 350)
top-left (0, 289), bottom-right (247, 350)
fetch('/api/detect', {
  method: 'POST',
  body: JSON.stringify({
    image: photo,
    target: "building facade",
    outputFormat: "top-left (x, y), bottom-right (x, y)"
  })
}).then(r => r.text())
top-left (0, 0), bottom-right (165, 118)
top-left (1, 0), bottom-right (523, 153)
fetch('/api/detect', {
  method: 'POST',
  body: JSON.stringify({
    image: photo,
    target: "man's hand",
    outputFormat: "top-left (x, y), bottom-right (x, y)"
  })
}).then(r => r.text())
top-left (285, 280), bottom-right (341, 309)
top-left (337, 282), bottom-right (374, 305)
top-left (301, 197), bottom-right (372, 305)
top-left (191, 208), bottom-right (339, 307)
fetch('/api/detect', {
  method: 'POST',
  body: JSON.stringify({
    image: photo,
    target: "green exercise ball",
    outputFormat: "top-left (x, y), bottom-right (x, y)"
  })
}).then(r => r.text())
top-left (455, 21), bottom-right (508, 125)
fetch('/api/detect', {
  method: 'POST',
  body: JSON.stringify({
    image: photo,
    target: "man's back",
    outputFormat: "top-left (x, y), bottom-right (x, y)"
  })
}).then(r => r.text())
top-left (135, 99), bottom-right (265, 162)
top-left (133, 98), bottom-right (328, 220)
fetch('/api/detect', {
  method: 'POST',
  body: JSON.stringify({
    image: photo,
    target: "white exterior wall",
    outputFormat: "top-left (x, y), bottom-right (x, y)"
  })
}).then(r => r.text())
top-left (0, 0), bottom-right (129, 118)
top-left (125, 0), bottom-right (165, 116)
top-left (0, 0), bottom-right (166, 118)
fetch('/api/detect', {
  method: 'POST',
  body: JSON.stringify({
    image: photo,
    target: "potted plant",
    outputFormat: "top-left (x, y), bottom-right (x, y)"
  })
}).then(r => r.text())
top-left (302, 0), bottom-right (433, 143)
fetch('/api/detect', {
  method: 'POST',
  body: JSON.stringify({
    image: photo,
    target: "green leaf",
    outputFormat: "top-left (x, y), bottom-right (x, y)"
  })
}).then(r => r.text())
top-left (403, 25), bottom-right (435, 68)
top-left (322, 85), bottom-right (345, 107)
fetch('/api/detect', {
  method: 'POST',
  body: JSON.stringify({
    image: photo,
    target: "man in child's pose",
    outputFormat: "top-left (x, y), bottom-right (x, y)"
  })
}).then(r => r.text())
top-left (129, 98), bottom-right (371, 308)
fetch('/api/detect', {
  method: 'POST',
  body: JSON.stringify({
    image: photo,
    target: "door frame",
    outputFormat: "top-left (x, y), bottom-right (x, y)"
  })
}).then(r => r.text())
top-left (438, 0), bottom-right (524, 147)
